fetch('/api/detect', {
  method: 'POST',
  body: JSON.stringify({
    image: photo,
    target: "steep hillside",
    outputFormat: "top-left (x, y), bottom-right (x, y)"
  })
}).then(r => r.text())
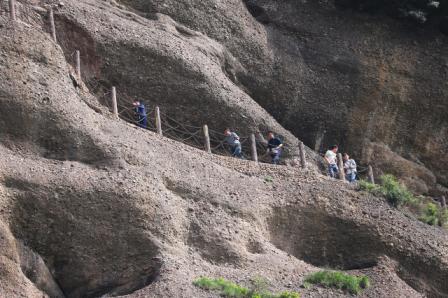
top-left (116, 0), bottom-right (448, 195)
top-left (0, 1), bottom-right (447, 298)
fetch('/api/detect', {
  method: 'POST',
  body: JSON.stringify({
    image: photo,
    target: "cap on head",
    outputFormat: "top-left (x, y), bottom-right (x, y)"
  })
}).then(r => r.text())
top-left (329, 145), bottom-right (338, 151)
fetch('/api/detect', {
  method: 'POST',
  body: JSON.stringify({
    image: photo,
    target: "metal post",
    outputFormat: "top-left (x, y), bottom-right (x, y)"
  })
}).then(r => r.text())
top-left (49, 8), bottom-right (57, 42)
top-left (299, 141), bottom-right (307, 169)
top-left (155, 106), bottom-right (163, 135)
top-left (250, 133), bottom-right (258, 162)
top-left (368, 165), bottom-right (375, 184)
top-left (337, 153), bottom-right (345, 181)
top-left (75, 50), bottom-right (81, 78)
top-left (9, 0), bottom-right (16, 21)
top-left (111, 87), bottom-right (118, 118)
top-left (203, 125), bottom-right (211, 153)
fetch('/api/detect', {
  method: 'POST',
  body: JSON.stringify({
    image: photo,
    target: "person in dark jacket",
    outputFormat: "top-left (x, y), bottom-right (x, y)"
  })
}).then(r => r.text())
top-left (267, 131), bottom-right (283, 164)
top-left (133, 101), bottom-right (147, 129)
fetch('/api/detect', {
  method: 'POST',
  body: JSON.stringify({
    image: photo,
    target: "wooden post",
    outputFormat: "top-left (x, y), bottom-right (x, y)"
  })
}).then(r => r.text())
top-left (299, 141), bottom-right (307, 169)
top-left (111, 87), bottom-right (118, 118)
top-left (441, 196), bottom-right (447, 209)
top-left (337, 153), bottom-right (345, 181)
top-left (49, 8), bottom-right (57, 42)
top-left (75, 50), bottom-right (81, 78)
top-left (203, 125), bottom-right (211, 153)
top-left (9, 0), bottom-right (16, 21)
top-left (368, 165), bottom-right (375, 184)
top-left (250, 133), bottom-right (258, 162)
top-left (155, 106), bottom-right (163, 135)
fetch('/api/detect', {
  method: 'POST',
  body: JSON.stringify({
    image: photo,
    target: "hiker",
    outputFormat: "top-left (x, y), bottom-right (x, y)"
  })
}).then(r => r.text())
top-left (133, 100), bottom-right (147, 129)
top-left (325, 145), bottom-right (339, 178)
top-left (224, 128), bottom-right (243, 158)
top-left (267, 131), bottom-right (283, 164)
top-left (343, 153), bottom-right (357, 182)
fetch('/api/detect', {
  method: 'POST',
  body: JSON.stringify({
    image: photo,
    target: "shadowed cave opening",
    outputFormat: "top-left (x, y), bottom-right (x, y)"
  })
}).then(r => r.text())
top-left (243, 0), bottom-right (270, 24)
top-left (7, 178), bottom-right (162, 298)
top-left (268, 207), bottom-right (385, 270)
top-left (267, 206), bottom-right (448, 297)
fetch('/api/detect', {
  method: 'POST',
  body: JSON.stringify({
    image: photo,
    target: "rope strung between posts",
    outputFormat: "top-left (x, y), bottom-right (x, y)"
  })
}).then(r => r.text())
top-left (5, 2), bottom-right (310, 168)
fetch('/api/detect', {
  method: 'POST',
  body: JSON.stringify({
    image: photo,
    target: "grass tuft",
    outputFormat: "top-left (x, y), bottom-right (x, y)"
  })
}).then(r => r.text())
top-left (304, 270), bottom-right (370, 295)
top-left (193, 277), bottom-right (300, 298)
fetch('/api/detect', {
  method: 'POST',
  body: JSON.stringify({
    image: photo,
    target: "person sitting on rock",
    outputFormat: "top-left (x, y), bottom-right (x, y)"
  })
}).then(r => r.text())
top-left (343, 153), bottom-right (357, 182)
top-left (133, 100), bottom-right (147, 129)
top-left (224, 128), bottom-right (243, 158)
top-left (267, 131), bottom-right (283, 164)
top-left (325, 145), bottom-right (339, 178)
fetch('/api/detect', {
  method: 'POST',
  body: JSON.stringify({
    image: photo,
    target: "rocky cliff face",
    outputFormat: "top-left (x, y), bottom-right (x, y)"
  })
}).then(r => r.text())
top-left (0, 1), bottom-right (448, 298)
top-left (116, 0), bottom-right (448, 195)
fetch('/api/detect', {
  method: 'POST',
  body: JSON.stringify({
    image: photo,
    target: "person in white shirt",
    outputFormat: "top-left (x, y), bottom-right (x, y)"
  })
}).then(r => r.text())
top-left (343, 153), bottom-right (357, 182)
top-left (325, 145), bottom-right (339, 178)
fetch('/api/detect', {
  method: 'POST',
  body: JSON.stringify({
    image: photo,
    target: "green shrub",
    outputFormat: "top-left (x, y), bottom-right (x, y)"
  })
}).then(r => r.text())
top-left (304, 270), bottom-right (370, 295)
top-left (358, 180), bottom-right (381, 194)
top-left (380, 174), bottom-right (418, 207)
top-left (358, 174), bottom-right (419, 207)
top-left (359, 174), bottom-right (448, 229)
top-left (440, 208), bottom-right (448, 228)
top-left (420, 203), bottom-right (448, 227)
top-left (420, 202), bottom-right (439, 226)
top-left (193, 277), bottom-right (300, 298)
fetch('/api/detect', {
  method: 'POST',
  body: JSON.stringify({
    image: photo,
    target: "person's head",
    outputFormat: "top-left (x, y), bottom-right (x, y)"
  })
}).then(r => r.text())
top-left (329, 145), bottom-right (338, 153)
top-left (267, 131), bottom-right (275, 140)
top-left (343, 153), bottom-right (350, 161)
top-left (133, 100), bottom-right (140, 107)
top-left (224, 128), bottom-right (232, 136)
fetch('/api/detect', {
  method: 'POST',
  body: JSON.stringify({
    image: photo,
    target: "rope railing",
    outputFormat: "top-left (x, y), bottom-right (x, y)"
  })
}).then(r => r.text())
top-left (11, 4), bottom-right (369, 176)
top-left (109, 95), bottom-right (283, 162)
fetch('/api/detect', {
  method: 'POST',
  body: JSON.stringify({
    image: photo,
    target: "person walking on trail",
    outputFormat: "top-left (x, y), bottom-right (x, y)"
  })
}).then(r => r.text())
top-left (325, 145), bottom-right (339, 178)
top-left (224, 128), bottom-right (243, 159)
top-left (267, 131), bottom-right (283, 165)
top-left (343, 153), bottom-right (357, 182)
top-left (133, 100), bottom-right (147, 129)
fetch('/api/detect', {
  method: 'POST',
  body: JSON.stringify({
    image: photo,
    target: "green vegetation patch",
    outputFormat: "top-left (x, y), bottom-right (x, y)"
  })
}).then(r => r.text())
top-left (359, 174), bottom-right (448, 229)
top-left (304, 270), bottom-right (370, 295)
top-left (359, 174), bottom-right (418, 207)
top-left (193, 277), bottom-right (300, 298)
top-left (420, 202), bottom-right (448, 228)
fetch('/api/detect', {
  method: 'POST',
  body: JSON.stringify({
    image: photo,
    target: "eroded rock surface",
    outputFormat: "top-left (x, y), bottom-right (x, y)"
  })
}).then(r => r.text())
top-left (117, 0), bottom-right (448, 194)
top-left (0, 1), bottom-right (447, 298)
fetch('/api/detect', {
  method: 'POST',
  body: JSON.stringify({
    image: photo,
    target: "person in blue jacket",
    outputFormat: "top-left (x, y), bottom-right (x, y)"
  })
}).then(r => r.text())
top-left (133, 100), bottom-right (147, 129)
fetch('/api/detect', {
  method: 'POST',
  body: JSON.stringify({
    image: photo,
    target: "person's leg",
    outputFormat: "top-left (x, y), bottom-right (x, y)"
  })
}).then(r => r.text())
top-left (345, 173), bottom-right (352, 182)
top-left (272, 152), bottom-right (281, 164)
top-left (141, 117), bottom-right (147, 129)
top-left (231, 146), bottom-right (237, 156)
top-left (334, 165), bottom-right (339, 178)
top-left (329, 164), bottom-right (338, 178)
top-left (328, 165), bottom-right (335, 178)
top-left (234, 145), bottom-right (243, 159)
